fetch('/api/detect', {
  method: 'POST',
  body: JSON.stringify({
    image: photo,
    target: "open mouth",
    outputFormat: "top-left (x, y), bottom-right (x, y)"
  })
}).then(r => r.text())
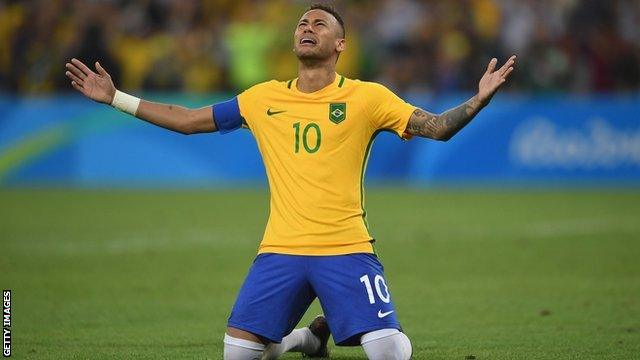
top-left (299, 37), bottom-right (317, 45)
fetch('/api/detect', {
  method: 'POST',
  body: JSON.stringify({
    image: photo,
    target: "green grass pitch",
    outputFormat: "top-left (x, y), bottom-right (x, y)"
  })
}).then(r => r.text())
top-left (1, 188), bottom-right (639, 359)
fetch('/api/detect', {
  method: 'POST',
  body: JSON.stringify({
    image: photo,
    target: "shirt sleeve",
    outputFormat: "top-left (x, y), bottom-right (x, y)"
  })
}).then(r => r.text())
top-left (211, 97), bottom-right (244, 134)
top-left (235, 84), bottom-right (262, 131)
top-left (366, 82), bottom-right (417, 138)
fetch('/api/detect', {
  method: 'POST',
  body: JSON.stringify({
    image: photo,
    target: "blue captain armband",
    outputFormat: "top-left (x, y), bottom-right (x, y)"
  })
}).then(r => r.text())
top-left (212, 97), bottom-right (244, 134)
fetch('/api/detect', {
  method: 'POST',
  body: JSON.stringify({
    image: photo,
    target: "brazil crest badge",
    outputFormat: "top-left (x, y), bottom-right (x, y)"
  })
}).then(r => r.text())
top-left (329, 103), bottom-right (346, 124)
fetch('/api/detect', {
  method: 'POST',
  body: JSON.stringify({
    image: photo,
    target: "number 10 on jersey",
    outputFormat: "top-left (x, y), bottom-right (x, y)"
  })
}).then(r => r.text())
top-left (293, 122), bottom-right (322, 154)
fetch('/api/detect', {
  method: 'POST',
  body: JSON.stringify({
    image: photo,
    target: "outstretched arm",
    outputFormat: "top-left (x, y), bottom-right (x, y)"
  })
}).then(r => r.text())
top-left (65, 58), bottom-right (216, 135)
top-left (405, 55), bottom-right (516, 141)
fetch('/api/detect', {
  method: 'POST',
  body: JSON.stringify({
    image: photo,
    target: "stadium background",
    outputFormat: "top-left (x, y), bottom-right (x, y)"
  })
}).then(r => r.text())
top-left (1, 0), bottom-right (639, 359)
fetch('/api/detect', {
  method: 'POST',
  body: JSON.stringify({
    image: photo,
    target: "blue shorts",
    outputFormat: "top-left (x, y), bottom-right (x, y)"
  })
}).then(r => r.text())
top-left (227, 253), bottom-right (401, 346)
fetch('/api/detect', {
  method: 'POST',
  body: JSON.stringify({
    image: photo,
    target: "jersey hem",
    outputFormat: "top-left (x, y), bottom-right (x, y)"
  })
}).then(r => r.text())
top-left (257, 241), bottom-right (374, 256)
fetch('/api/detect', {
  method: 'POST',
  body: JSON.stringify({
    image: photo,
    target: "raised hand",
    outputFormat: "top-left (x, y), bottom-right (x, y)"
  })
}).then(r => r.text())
top-left (477, 55), bottom-right (516, 105)
top-left (65, 58), bottom-right (116, 104)
top-left (405, 55), bottom-right (517, 140)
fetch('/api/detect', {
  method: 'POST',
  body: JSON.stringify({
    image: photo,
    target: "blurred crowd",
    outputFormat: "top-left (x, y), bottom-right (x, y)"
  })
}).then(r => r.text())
top-left (1, 0), bottom-right (639, 95)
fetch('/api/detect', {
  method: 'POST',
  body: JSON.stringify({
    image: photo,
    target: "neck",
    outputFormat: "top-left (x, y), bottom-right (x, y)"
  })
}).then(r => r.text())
top-left (296, 60), bottom-right (336, 93)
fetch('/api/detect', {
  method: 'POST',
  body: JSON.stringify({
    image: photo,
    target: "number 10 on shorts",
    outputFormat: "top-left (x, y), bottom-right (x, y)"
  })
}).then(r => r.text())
top-left (360, 274), bottom-right (391, 304)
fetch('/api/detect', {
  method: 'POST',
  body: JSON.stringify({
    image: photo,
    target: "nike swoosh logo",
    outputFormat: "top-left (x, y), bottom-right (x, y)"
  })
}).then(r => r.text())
top-left (267, 108), bottom-right (286, 116)
top-left (377, 310), bottom-right (395, 318)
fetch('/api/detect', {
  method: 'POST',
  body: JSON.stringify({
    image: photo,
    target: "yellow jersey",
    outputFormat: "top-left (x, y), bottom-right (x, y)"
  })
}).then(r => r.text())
top-left (235, 74), bottom-right (416, 255)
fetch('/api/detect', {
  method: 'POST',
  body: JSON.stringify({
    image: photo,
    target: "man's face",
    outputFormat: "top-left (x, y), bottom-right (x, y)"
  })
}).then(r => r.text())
top-left (294, 9), bottom-right (345, 62)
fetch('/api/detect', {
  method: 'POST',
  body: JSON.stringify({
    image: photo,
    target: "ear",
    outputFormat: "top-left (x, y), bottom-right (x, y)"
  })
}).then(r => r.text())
top-left (335, 38), bottom-right (346, 54)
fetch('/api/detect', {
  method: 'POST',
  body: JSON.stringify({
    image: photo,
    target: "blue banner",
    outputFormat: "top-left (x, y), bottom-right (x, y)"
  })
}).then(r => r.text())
top-left (0, 94), bottom-right (638, 187)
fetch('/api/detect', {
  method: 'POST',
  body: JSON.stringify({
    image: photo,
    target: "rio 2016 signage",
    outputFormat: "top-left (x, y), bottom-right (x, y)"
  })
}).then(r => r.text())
top-left (510, 118), bottom-right (640, 170)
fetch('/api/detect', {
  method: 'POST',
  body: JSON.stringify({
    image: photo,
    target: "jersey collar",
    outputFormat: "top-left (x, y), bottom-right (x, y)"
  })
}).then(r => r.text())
top-left (289, 73), bottom-right (345, 97)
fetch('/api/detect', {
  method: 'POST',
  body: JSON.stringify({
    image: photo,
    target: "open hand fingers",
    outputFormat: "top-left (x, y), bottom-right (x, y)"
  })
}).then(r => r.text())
top-left (65, 70), bottom-right (84, 85)
top-left (502, 66), bottom-right (514, 80)
top-left (71, 81), bottom-right (84, 92)
top-left (71, 58), bottom-right (95, 76)
top-left (94, 61), bottom-right (109, 77)
top-left (498, 55), bottom-right (517, 76)
top-left (65, 62), bottom-right (88, 80)
top-left (485, 58), bottom-right (498, 75)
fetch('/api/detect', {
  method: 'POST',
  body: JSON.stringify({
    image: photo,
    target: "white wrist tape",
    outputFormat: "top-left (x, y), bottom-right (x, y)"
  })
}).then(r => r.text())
top-left (111, 90), bottom-right (140, 116)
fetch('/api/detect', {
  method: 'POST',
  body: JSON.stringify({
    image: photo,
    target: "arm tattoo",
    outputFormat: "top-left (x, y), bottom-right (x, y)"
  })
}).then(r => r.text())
top-left (405, 95), bottom-right (485, 141)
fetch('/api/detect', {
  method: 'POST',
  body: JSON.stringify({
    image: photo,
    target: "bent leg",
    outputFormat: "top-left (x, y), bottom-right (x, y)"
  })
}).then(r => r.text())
top-left (262, 327), bottom-right (319, 360)
top-left (361, 329), bottom-right (412, 360)
top-left (227, 254), bottom-right (315, 343)
top-left (308, 253), bottom-right (402, 345)
top-left (223, 330), bottom-right (265, 360)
